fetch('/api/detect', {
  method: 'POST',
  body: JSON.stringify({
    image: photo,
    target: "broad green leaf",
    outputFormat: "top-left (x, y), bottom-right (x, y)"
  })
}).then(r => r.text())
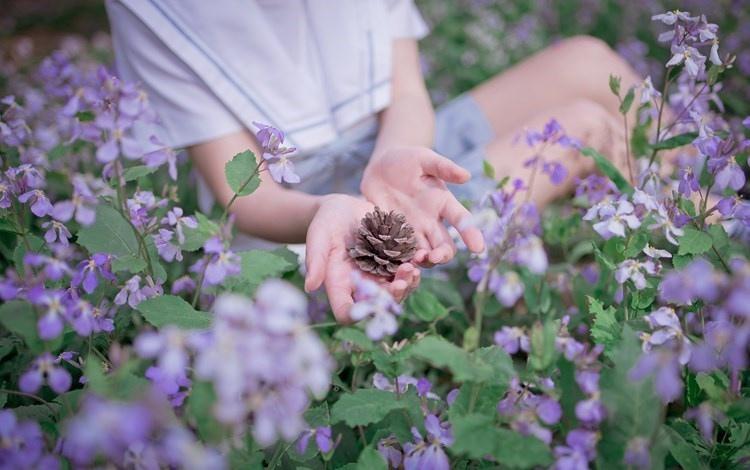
top-left (449, 384), bottom-right (507, 419)
top-left (122, 165), bottom-right (158, 182)
top-left (352, 446), bottom-right (387, 470)
top-left (13, 403), bottom-right (60, 423)
top-left (331, 389), bottom-right (407, 427)
top-left (597, 326), bottom-right (662, 468)
top-left (664, 424), bottom-right (706, 470)
top-left (181, 212), bottom-right (219, 251)
top-left (451, 414), bottom-right (497, 458)
top-left (0, 300), bottom-right (45, 353)
top-left (406, 288), bottom-right (448, 322)
top-left (420, 277), bottom-right (465, 312)
top-left (84, 358), bottom-right (149, 401)
top-left (580, 147), bottom-right (633, 195)
top-left (474, 346), bottom-right (515, 389)
top-left (77, 204), bottom-right (140, 258)
top-left (111, 254), bottom-right (147, 274)
top-left (677, 227), bottom-right (713, 256)
top-left (13, 234), bottom-right (45, 276)
top-left (136, 295), bottom-right (213, 330)
top-left (619, 87), bottom-right (635, 114)
top-left (528, 321), bottom-right (558, 372)
top-left (588, 296), bottom-right (621, 356)
top-left (623, 231), bottom-right (649, 258)
top-left (407, 336), bottom-right (493, 382)
top-left (492, 429), bottom-right (553, 468)
top-left (334, 327), bottom-right (375, 351)
top-left (225, 150), bottom-right (261, 196)
top-left (187, 381), bottom-right (226, 443)
top-left (651, 132), bottom-right (698, 151)
top-left (304, 403), bottom-right (330, 428)
top-left (224, 249), bottom-right (294, 295)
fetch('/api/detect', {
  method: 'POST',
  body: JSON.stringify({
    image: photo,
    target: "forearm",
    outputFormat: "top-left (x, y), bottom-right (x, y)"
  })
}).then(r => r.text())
top-left (188, 129), bottom-right (321, 244)
top-left (372, 91), bottom-right (435, 158)
top-left (371, 38), bottom-right (435, 160)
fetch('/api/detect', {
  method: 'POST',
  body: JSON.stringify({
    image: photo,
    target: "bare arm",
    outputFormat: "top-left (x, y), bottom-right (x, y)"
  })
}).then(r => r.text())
top-left (188, 129), bottom-right (321, 243)
top-left (371, 39), bottom-right (435, 158)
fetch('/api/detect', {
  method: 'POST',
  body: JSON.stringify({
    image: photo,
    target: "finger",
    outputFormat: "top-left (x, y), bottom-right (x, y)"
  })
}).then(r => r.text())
top-left (388, 279), bottom-right (409, 302)
top-left (324, 250), bottom-right (354, 323)
top-left (427, 225), bottom-right (456, 265)
top-left (305, 229), bottom-right (331, 292)
top-left (394, 263), bottom-right (420, 289)
top-left (421, 151), bottom-right (471, 184)
top-left (442, 198), bottom-right (485, 253)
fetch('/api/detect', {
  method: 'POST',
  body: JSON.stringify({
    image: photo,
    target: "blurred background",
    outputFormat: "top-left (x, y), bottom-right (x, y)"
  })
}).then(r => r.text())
top-left (1, 0), bottom-right (748, 118)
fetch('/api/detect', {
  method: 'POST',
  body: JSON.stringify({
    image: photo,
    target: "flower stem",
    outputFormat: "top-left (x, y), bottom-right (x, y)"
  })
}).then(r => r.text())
top-left (191, 255), bottom-right (209, 308)
top-left (0, 389), bottom-right (58, 415)
top-left (641, 68), bottom-right (674, 187)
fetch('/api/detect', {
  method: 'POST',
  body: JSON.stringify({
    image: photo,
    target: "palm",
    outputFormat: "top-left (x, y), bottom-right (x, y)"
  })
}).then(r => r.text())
top-left (362, 147), bottom-right (485, 266)
top-left (305, 195), bottom-right (420, 322)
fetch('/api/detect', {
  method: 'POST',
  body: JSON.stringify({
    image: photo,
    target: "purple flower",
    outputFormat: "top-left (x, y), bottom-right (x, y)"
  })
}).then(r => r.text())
top-left (574, 397), bottom-right (606, 426)
top-left (403, 415), bottom-right (453, 470)
top-left (18, 189), bottom-right (53, 217)
top-left (525, 118), bottom-right (580, 148)
top-left (659, 258), bottom-right (721, 305)
top-left (135, 326), bottom-right (191, 381)
top-left (253, 122), bottom-right (300, 184)
top-left (542, 161), bottom-right (569, 185)
top-left (615, 259), bottom-right (657, 290)
top-left (94, 111), bottom-right (141, 162)
top-left (584, 199), bottom-right (641, 239)
top-left (378, 437), bottom-right (403, 468)
top-left (153, 229), bottom-right (182, 262)
top-left (51, 175), bottom-right (97, 225)
top-left (0, 410), bottom-right (52, 469)
top-left (677, 167), bottom-right (700, 198)
top-left (350, 273), bottom-right (401, 340)
top-left (161, 207), bottom-right (197, 245)
top-left (41, 219), bottom-right (72, 246)
top-left (142, 135), bottom-right (178, 180)
top-left (685, 403), bottom-right (722, 441)
top-left (623, 437), bottom-right (651, 469)
top-left (554, 428), bottom-right (599, 469)
top-left (72, 253), bottom-right (115, 294)
top-left (629, 350), bottom-right (683, 403)
top-left (195, 237), bottom-right (241, 286)
top-left (494, 326), bottom-right (530, 354)
top-left (24, 253), bottom-right (72, 281)
top-left (488, 271), bottom-right (526, 307)
top-left (114, 275), bottom-right (163, 308)
top-left (19, 352), bottom-right (72, 394)
top-left (145, 366), bottom-right (191, 407)
top-left (296, 426), bottom-right (335, 455)
top-left (666, 45), bottom-right (706, 77)
top-left (536, 397), bottom-right (562, 425)
top-left (28, 288), bottom-right (69, 340)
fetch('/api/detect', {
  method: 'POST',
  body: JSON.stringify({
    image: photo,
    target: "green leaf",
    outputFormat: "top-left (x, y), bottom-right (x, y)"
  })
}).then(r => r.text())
top-left (0, 300), bottom-right (45, 353)
top-left (352, 446), bottom-right (387, 470)
top-left (75, 110), bottom-right (95, 122)
top-left (492, 429), bottom-right (553, 468)
top-left (406, 288), bottom-right (448, 322)
top-left (474, 346), bottom-right (515, 389)
top-left (419, 277), bottom-right (465, 312)
top-left (224, 250), bottom-right (294, 295)
top-left (334, 327), bottom-right (375, 351)
top-left (482, 159), bottom-right (496, 179)
top-left (14, 234), bottom-right (45, 276)
top-left (181, 212), bottom-right (219, 251)
top-left (225, 150), bottom-right (261, 197)
top-left (451, 414), bottom-right (498, 458)
top-left (598, 326), bottom-right (662, 468)
top-left (135, 295), bottom-right (213, 330)
top-left (330, 389), bottom-right (407, 427)
top-left (84, 358), bottom-right (149, 401)
top-left (122, 165), bottom-right (158, 182)
top-left (407, 336), bottom-right (493, 382)
top-left (609, 74), bottom-right (621, 96)
top-left (580, 147), bottom-right (633, 195)
top-left (677, 227), bottom-right (713, 256)
top-left (111, 254), bottom-right (147, 274)
top-left (449, 384), bottom-right (507, 419)
top-left (588, 296), bottom-right (621, 356)
top-left (13, 403), bottom-right (60, 423)
top-left (619, 87), bottom-right (635, 114)
top-left (187, 381), bottom-right (226, 443)
top-left (528, 321), bottom-right (558, 372)
top-left (77, 204), bottom-right (141, 258)
top-left (664, 424), bottom-right (706, 470)
top-left (623, 231), bottom-right (649, 258)
top-left (651, 132), bottom-right (698, 151)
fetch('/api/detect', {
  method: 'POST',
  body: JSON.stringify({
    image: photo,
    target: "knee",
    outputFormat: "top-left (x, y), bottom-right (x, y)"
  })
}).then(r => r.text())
top-left (555, 35), bottom-right (615, 63)
top-left (563, 99), bottom-right (613, 129)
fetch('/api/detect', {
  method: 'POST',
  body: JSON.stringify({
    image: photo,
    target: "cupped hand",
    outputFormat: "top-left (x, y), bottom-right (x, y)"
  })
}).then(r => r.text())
top-left (304, 194), bottom-right (421, 322)
top-left (361, 146), bottom-right (485, 267)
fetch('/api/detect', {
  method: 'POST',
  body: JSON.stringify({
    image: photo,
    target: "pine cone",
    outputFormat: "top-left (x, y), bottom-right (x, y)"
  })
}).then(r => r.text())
top-left (349, 207), bottom-right (417, 278)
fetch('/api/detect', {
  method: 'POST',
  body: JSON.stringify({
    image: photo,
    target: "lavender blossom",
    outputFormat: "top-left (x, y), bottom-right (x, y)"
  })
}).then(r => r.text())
top-left (403, 415), bottom-right (453, 470)
top-left (350, 274), bottom-right (401, 340)
top-left (19, 352), bottom-right (72, 394)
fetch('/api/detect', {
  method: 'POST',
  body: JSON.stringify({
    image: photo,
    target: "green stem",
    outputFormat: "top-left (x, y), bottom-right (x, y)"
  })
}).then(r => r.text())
top-left (0, 389), bottom-right (58, 415)
top-left (641, 68), bottom-right (674, 187)
top-left (267, 442), bottom-right (292, 470)
top-left (191, 256), bottom-right (209, 308)
top-left (221, 160), bottom-right (264, 223)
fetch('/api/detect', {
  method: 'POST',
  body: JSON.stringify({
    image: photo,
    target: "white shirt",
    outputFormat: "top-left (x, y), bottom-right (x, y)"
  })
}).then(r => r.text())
top-left (105, 0), bottom-right (428, 152)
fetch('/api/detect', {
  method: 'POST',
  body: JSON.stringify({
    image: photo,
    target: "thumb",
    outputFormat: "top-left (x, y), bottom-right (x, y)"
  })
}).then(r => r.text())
top-left (305, 229), bottom-right (330, 293)
top-left (421, 150), bottom-right (471, 184)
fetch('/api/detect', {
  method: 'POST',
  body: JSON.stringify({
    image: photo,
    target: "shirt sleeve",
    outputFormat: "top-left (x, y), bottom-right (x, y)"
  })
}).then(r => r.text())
top-left (105, 1), bottom-right (243, 149)
top-left (386, 0), bottom-right (429, 40)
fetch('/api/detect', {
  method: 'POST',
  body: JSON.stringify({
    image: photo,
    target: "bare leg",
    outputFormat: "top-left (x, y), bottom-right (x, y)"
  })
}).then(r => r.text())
top-left (469, 35), bottom-right (643, 137)
top-left (483, 99), bottom-right (627, 207)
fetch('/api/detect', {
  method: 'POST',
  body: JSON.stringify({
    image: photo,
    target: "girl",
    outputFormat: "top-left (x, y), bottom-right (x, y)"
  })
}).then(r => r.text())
top-left (105, 0), bottom-right (640, 320)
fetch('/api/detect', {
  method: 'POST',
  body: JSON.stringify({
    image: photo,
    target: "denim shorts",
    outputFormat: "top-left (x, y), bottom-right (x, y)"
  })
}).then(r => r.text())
top-left (291, 94), bottom-right (496, 202)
